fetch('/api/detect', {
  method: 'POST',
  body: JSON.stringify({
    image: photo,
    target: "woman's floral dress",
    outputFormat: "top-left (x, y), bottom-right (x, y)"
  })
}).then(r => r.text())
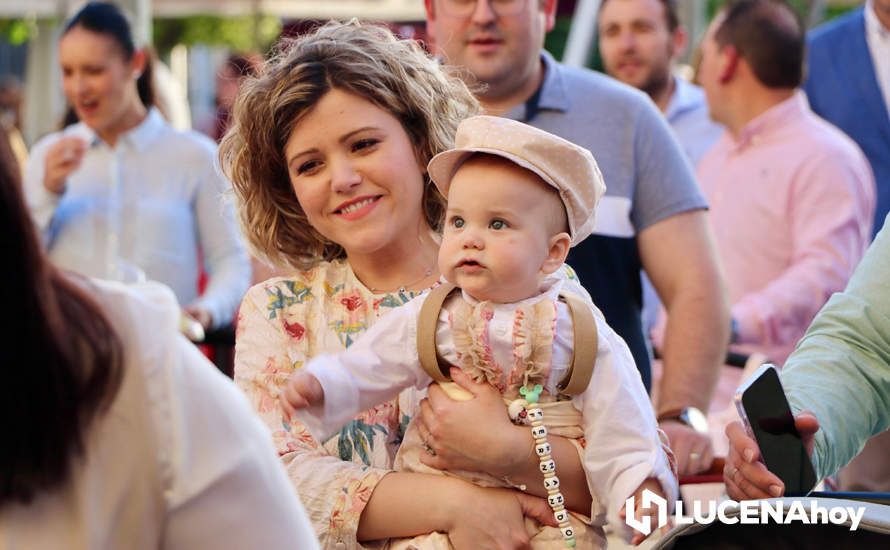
top-left (235, 260), bottom-right (427, 549)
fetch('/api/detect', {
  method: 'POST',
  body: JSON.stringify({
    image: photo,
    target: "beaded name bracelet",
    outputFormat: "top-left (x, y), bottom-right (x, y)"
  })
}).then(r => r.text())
top-left (508, 384), bottom-right (576, 548)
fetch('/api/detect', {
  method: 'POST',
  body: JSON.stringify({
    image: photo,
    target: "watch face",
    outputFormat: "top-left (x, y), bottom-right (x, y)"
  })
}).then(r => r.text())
top-left (683, 407), bottom-right (709, 434)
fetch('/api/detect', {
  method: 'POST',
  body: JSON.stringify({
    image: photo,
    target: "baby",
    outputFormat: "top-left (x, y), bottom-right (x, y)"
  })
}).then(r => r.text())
top-left (283, 116), bottom-right (677, 548)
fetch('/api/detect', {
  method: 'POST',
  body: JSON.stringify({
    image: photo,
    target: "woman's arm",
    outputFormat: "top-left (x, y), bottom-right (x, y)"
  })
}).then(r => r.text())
top-left (358, 472), bottom-right (556, 548)
top-left (190, 145), bottom-right (251, 328)
top-left (235, 287), bottom-right (390, 548)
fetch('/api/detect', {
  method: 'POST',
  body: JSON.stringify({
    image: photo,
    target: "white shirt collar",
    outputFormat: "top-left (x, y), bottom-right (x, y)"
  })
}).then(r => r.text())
top-left (865, 0), bottom-right (890, 38)
top-left (73, 108), bottom-right (166, 152)
top-left (665, 76), bottom-right (705, 120)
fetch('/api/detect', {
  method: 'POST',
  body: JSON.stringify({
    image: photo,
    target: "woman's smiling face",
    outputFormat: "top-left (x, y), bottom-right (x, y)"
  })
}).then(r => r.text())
top-left (284, 88), bottom-right (428, 259)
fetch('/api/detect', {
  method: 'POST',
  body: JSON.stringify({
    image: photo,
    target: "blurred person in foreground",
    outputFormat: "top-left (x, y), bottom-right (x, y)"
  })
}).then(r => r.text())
top-left (598, 0), bottom-right (723, 166)
top-left (424, 0), bottom-right (730, 477)
top-left (0, 118), bottom-right (318, 549)
top-left (23, 2), bottom-right (251, 332)
top-left (724, 213), bottom-right (890, 499)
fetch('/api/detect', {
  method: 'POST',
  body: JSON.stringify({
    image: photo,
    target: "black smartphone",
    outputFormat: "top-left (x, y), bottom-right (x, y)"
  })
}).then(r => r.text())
top-left (734, 364), bottom-right (817, 496)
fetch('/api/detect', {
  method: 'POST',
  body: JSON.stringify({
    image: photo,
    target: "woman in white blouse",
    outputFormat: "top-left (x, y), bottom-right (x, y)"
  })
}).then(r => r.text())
top-left (23, 1), bottom-right (250, 331)
top-left (0, 121), bottom-right (317, 548)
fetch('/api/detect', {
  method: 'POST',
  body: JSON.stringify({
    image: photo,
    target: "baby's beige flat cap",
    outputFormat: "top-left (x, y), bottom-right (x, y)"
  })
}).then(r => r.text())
top-left (428, 115), bottom-right (606, 245)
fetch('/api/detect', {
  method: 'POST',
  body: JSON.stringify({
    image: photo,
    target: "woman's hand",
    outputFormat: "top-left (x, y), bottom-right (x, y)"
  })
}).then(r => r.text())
top-left (357, 473), bottom-right (557, 548)
top-left (723, 411), bottom-right (819, 500)
top-left (446, 486), bottom-right (557, 550)
top-left (43, 136), bottom-right (87, 194)
top-left (416, 368), bottom-right (526, 477)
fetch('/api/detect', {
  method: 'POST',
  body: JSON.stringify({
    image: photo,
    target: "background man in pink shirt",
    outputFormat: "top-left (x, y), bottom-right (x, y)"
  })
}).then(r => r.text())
top-left (697, 0), bottom-right (874, 368)
top-left (687, 0), bottom-right (876, 451)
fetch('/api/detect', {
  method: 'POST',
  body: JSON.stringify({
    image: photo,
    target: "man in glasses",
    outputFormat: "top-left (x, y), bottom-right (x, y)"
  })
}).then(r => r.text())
top-left (424, 0), bottom-right (730, 477)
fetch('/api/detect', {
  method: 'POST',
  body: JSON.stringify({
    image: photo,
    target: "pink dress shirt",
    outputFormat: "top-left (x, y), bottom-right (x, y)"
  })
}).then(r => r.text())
top-left (698, 92), bottom-right (875, 364)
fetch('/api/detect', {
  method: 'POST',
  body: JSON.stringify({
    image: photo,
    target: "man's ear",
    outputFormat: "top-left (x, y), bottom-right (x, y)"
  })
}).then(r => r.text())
top-left (670, 26), bottom-right (688, 61)
top-left (130, 48), bottom-right (147, 80)
top-left (542, 0), bottom-right (560, 32)
top-left (541, 232), bottom-right (571, 275)
top-left (424, 0), bottom-right (437, 45)
top-left (718, 44), bottom-right (739, 83)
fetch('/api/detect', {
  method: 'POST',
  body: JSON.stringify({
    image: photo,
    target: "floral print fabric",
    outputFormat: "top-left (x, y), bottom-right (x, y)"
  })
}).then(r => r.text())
top-left (234, 260), bottom-right (425, 549)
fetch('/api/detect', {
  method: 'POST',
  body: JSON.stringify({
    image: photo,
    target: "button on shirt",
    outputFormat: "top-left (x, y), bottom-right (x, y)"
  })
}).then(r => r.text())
top-left (24, 110), bottom-right (251, 327)
top-left (865, 0), bottom-right (890, 121)
top-left (698, 93), bottom-right (875, 363)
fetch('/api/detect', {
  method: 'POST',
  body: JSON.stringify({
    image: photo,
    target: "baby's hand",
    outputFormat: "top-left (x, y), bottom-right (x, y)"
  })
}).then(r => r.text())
top-left (619, 478), bottom-right (668, 546)
top-left (280, 371), bottom-right (324, 420)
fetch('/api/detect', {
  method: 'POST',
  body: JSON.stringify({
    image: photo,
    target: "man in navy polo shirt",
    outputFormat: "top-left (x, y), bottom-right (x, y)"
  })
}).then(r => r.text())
top-left (424, 0), bottom-right (730, 476)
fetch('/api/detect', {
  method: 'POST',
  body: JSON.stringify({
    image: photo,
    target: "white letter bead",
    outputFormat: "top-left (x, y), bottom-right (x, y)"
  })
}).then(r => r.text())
top-left (543, 476), bottom-right (560, 490)
top-left (548, 493), bottom-right (565, 507)
top-left (532, 425), bottom-right (548, 438)
top-left (527, 408), bottom-right (544, 421)
top-left (561, 526), bottom-right (575, 539)
top-left (539, 459), bottom-right (556, 474)
top-left (554, 509), bottom-right (570, 523)
top-left (535, 442), bottom-right (551, 456)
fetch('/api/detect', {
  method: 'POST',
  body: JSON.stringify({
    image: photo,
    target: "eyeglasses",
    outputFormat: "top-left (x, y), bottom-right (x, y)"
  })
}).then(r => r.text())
top-left (438, 0), bottom-right (528, 18)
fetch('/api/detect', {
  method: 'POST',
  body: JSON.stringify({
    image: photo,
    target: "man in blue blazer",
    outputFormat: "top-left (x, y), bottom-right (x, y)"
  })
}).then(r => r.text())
top-left (804, 1), bottom-right (889, 240)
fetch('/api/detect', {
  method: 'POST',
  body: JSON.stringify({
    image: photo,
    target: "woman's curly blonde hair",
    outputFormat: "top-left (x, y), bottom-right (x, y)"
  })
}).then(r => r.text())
top-left (219, 20), bottom-right (479, 271)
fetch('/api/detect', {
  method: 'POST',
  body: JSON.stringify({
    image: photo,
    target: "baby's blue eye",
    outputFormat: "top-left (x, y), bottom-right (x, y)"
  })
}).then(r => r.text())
top-left (452, 217), bottom-right (465, 228)
top-left (490, 219), bottom-right (507, 230)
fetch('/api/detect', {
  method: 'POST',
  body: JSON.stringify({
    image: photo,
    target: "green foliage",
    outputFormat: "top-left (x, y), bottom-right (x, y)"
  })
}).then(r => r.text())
top-left (544, 16), bottom-right (573, 60)
top-left (0, 19), bottom-right (35, 45)
top-left (153, 15), bottom-right (281, 56)
top-left (706, 0), bottom-right (858, 24)
top-left (545, 15), bottom-right (604, 71)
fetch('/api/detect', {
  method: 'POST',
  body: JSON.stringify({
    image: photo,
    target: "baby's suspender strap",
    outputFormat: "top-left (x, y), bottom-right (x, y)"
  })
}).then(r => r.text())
top-left (556, 291), bottom-right (598, 395)
top-left (416, 282), bottom-right (459, 383)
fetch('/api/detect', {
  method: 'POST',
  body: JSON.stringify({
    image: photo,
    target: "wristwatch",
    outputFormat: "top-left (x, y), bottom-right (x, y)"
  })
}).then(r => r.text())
top-left (657, 406), bottom-right (709, 434)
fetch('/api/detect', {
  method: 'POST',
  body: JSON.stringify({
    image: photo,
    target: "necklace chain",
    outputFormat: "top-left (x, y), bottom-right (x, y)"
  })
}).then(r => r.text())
top-left (368, 266), bottom-right (435, 294)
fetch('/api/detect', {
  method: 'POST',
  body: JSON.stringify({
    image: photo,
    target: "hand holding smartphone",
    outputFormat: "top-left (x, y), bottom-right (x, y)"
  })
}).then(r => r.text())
top-left (734, 364), bottom-right (817, 496)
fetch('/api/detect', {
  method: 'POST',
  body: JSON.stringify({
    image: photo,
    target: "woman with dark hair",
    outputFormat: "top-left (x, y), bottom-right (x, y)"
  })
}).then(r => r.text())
top-left (23, 1), bottom-right (251, 332)
top-left (0, 130), bottom-right (317, 547)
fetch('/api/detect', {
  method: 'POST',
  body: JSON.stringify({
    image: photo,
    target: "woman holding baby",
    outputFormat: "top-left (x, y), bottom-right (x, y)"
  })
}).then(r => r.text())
top-left (223, 20), bottom-right (670, 549)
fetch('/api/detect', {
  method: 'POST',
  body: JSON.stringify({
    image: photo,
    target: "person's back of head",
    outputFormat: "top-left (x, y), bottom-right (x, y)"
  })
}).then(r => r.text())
top-left (0, 130), bottom-right (123, 505)
top-left (713, 0), bottom-right (803, 90)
